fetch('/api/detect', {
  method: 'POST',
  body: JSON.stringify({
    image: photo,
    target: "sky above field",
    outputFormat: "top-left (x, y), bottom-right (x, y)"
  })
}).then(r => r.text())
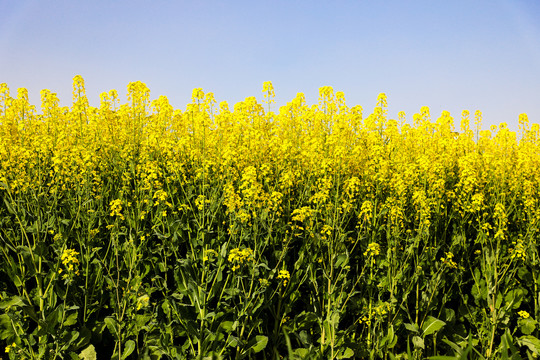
top-left (1, 0), bottom-right (539, 131)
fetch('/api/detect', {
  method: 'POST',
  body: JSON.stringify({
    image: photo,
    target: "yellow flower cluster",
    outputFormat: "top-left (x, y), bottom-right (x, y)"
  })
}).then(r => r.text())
top-left (359, 302), bottom-right (391, 325)
top-left (136, 294), bottom-right (150, 311)
top-left (203, 249), bottom-right (218, 262)
top-left (60, 248), bottom-right (80, 278)
top-left (109, 199), bottom-right (124, 220)
top-left (262, 81), bottom-right (275, 106)
top-left (5, 342), bottom-right (17, 353)
top-left (153, 189), bottom-right (168, 205)
top-left (364, 242), bottom-right (381, 257)
top-left (440, 252), bottom-right (458, 269)
top-left (359, 200), bottom-right (373, 223)
top-left (195, 194), bottom-right (211, 211)
top-left (277, 269), bottom-right (290, 286)
top-left (228, 248), bottom-right (254, 271)
top-left (509, 238), bottom-right (527, 261)
top-left (291, 207), bottom-right (314, 223)
top-left (519, 310), bottom-right (530, 319)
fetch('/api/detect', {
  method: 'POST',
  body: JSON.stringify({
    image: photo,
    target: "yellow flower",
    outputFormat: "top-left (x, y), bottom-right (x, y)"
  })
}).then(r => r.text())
top-left (136, 294), bottom-right (150, 311)
top-left (109, 199), bottom-right (124, 220)
top-left (291, 206), bottom-right (314, 223)
top-left (360, 201), bottom-right (373, 221)
top-left (60, 249), bottom-right (80, 278)
top-left (262, 81), bottom-right (275, 105)
top-left (277, 269), bottom-right (290, 286)
top-left (364, 242), bottom-right (380, 257)
top-left (510, 238), bottom-right (527, 261)
top-left (440, 252), bottom-right (458, 269)
top-left (228, 248), bottom-right (254, 271)
top-left (203, 249), bottom-right (218, 262)
top-left (153, 189), bottom-right (168, 204)
top-left (519, 310), bottom-right (530, 319)
top-left (5, 342), bottom-right (16, 353)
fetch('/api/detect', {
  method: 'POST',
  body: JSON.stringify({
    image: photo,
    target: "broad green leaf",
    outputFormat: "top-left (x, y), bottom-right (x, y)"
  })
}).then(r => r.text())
top-left (46, 305), bottom-right (63, 332)
top-left (505, 288), bottom-right (526, 310)
top-left (336, 347), bottom-right (354, 359)
top-left (444, 308), bottom-right (455, 323)
top-left (501, 329), bottom-right (520, 358)
top-left (412, 336), bottom-right (425, 350)
top-left (104, 317), bottom-right (119, 340)
top-left (121, 340), bottom-right (136, 359)
top-left (0, 296), bottom-right (25, 309)
top-left (0, 314), bottom-right (15, 340)
top-left (519, 317), bottom-right (537, 335)
top-left (63, 312), bottom-right (78, 327)
top-left (79, 344), bottom-right (97, 360)
top-left (202, 352), bottom-right (220, 360)
top-left (292, 348), bottom-right (310, 358)
top-left (228, 336), bottom-right (239, 347)
top-left (135, 314), bottom-right (152, 329)
top-left (519, 335), bottom-right (540, 354)
top-left (404, 322), bottom-right (419, 333)
top-left (250, 335), bottom-right (268, 353)
top-left (422, 316), bottom-right (446, 336)
top-left (219, 321), bottom-right (234, 331)
top-left (323, 319), bottom-right (332, 345)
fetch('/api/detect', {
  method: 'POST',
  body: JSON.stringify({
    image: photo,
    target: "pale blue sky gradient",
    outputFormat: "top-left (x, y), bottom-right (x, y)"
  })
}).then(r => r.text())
top-left (1, 0), bottom-right (539, 130)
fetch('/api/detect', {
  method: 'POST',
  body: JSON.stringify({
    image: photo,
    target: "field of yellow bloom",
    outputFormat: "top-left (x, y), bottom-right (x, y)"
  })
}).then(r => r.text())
top-left (1, 76), bottom-right (540, 359)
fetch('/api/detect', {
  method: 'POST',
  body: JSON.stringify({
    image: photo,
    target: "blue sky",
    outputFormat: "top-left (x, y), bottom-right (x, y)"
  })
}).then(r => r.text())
top-left (1, 0), bottom-right (539, 131)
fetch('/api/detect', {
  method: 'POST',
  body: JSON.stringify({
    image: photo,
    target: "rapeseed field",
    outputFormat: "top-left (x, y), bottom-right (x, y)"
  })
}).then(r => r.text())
top-left (1, 76), bottom-right (539, 359)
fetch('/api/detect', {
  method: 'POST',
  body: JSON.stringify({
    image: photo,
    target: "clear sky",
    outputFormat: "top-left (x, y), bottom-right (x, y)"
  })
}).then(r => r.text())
top-left (1, 0), bottom-right (539, 131)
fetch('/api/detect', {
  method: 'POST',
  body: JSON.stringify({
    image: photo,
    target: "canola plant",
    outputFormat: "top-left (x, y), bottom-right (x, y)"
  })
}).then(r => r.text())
top-left (0, 76), bottom-right (539, 359)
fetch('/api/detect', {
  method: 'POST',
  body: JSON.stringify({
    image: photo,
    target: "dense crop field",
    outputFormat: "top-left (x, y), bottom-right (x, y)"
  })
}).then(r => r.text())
top-left (1, 76), bottom-right (540, 359)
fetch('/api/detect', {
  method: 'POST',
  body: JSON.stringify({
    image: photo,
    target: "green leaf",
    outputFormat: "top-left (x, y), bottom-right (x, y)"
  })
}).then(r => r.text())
top-left (63, 312), bottom-right (78, 327)
top-left (79, 344), bottom-right (97, 360)
top-left (519, 335), bottom-right (540, 355)
top-left (387, 325), bottom-right (397, 349)
top-left (12, 275), bottom-right (23, 287)
top-left (219, 321), bottom-right (234, 332)
top-left (404, 322), bottom-right (419, 333)
top-left (334, 254), bottom-right (348, 269)
top-left (104, 317), bottom-right (119, 340)
top-left (519, 317), bottom-right (537, 335)
top-left (441, 338), bottom-right (465, 356)
top-left (292, 348), bottom-right (310, 359)
top-left (46, 304), bottom-right (63, 333)
top-left (444, 308), bottom-right (455, 323)
top-left (501, 329), bottom-right (520, 359)
top-left (0, 314), bottom-right (15, 340)
top-left (505, 288), bottom-right (526, 310)
top-left (0, 296), bottom-right (25, 309)
top-left (249, 335), bottom-right (268, 353)
top-left (336, 347), bottom-right (354, 359)
top-left (121, 340), bottom-right (136, 359)
top-left (323, 320), bottom-right (332, 345)
top-left (422, 316), bottom-right (446, 336)
top-left (134, 314), bottom-right (152, 329)
top-left (228, 336), bottom-right (240, 347)
top-left (412, 336), bottom-right (425, 350)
